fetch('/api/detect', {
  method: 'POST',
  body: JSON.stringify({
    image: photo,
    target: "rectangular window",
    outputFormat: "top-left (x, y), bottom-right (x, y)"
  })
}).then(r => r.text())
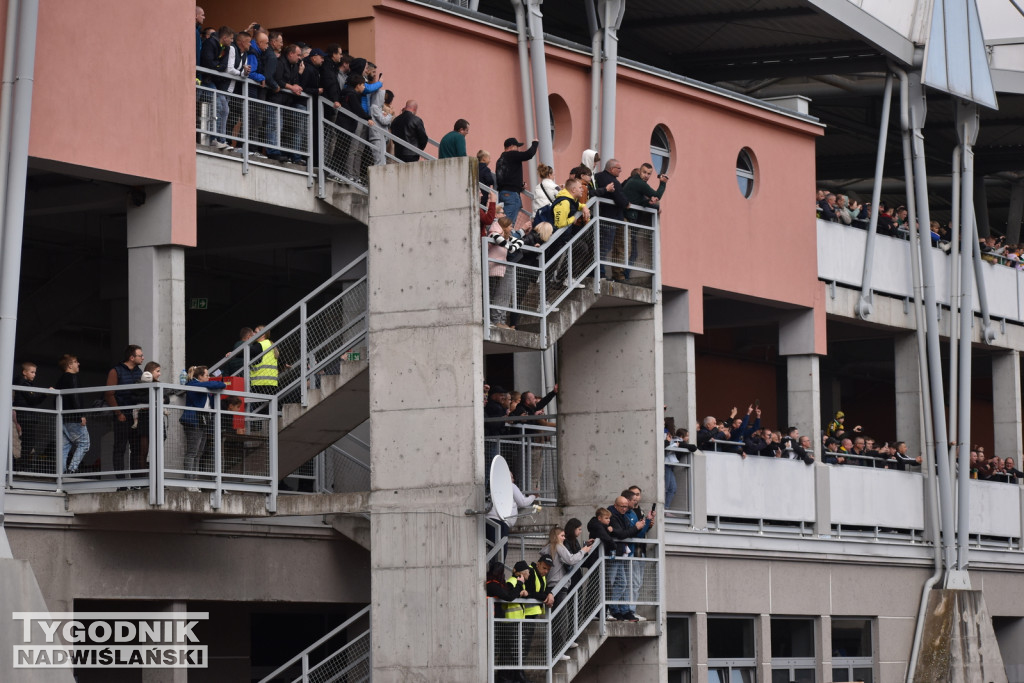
top-left (832, 618), bottom-right (873, 683)
top-left (708, 616), bottom-right (756, 683)
top-left (771, 617), bottom-right (816, 682)
top-left (667, 614), bottom-right (691, 683)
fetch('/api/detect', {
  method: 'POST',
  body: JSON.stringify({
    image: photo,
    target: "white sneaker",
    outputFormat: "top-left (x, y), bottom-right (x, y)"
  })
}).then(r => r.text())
top-left (559, 654), bottom-right (570, 661)
top-left (635, 614), bottom-right (647, 621)
top-left (214, 141), bottom-right (229, 150)
top-left (186, 487), bottom-right (201, 493)
top-left (568, 642), bottom-right (578, 649)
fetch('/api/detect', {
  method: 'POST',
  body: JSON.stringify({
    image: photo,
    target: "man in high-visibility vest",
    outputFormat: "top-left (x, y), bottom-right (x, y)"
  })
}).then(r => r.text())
top-left (249, 326), bottom-right (278, 395)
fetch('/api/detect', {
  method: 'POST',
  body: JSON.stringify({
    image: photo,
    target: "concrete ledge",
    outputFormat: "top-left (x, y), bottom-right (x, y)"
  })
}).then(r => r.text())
top-left (66, 489), bottom-right (368, 517)
top-left (604, 620), bottom-right (659, 638)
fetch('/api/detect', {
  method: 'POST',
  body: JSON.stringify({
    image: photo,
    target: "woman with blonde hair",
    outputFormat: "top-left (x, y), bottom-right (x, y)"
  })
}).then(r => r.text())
top-left (540, 523), bottom-right (593, 584)
top-left (532, 163), bottom-right (560, 210)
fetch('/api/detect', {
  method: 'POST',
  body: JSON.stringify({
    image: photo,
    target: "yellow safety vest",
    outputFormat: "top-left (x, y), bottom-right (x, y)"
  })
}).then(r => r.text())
top-left (522, 569), bottom-right (546, 617)
top-left (504, 578), bottom-right (525, 619)
top-left (250, 339), bottom-right (278, 387)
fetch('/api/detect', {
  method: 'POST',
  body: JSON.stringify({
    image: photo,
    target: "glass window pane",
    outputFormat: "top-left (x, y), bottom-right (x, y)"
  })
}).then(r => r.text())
top-left (650, 126), bottom-right (671, 175)
top-left (736, 149), bottom-right (755, 198)
top-left (832, 619), bottom-right (872, 658)
top-left (668, 668), bottom-right (691, 683)
top-left (668, 616), bottom-right (690, 659)
top-left (794, 668), bottom-right (816, 683)
top-left (709, 669), bottom-right (726, 683)
top-left (732, 669), bottom-right (756, 683)
top-left (708, 617), bottom-right (755, 659)
top-left (853, 667), bottom-right (873, 683)
top-left (833, 667), bottom-right (849, 682)
top-left (772, 670), bottom-right (793, 683)
top-left (772, 618), bottom-right (815, 658)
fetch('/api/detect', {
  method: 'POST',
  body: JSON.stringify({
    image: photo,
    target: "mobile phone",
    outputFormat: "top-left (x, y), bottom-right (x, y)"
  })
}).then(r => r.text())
top-left (586, 538), bottom-right (595, 546)
top-left (754, 398), bottom-right (760, 407)
top-left (650, 503), bottom-right (656, 515)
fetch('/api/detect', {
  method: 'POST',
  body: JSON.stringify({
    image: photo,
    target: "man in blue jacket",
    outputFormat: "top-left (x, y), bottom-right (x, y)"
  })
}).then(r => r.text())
top-left (608, 495), bottom-right (647, 621)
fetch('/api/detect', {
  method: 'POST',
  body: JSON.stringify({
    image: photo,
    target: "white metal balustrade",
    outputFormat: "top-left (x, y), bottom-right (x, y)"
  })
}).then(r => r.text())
top-left (486, 417), bottom-right (558, 503)
top-left (196, 66), bottom-right (314, 185)
top-left (9, 383), bottom-right (278, 509)
top-left (209, 252), bottom-right (368, 408)
top-left (259, 605), bottom-right (371, 683)
top-left (482, 197), bottom-right (659, 347)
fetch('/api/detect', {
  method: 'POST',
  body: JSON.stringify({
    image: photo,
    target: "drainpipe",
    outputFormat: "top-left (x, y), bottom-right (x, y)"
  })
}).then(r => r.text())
top-left (598, 0), bottom-right (624, 159)
top-left (955, 102), bottom-right (981, 572)
top-left (892, 64), bottom-right (944, 683)
top-left (585, 0), bottom-right (601, 151)
top-left (0, 0), bottom-right (37, 560)
top-left (510, 0), bottom-right (538, 192)
top-left (524, 0), bottom-right (554, 170)
top-left (948, 144), bottom-right (960, 480)
top-left (856, 72), bottom-right (893, 319)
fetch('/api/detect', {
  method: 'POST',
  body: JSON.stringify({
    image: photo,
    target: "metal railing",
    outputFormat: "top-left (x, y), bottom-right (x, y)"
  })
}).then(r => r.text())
top-left (485, 416), bottom-right (557, 503)
top-left (488, 538), bottom-right (661, 682)
top-left (259, 605), bottom-right (370, 683)
top-left (209, 252), bottom-right (368, 408)
top-left (482, 196), bottom-right (659, 346)
top-left (195, 66), bottom-right (313, 186)
top-left (9, 384), bottom-right (278, 510)
top-left (664, 445), bottom-right (693, 523)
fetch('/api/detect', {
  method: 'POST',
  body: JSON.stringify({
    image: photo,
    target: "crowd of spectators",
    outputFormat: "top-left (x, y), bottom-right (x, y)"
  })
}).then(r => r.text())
top-left (486, 485), bottom-right (655, 679)
top-left (815, 188), bottom-right (1024, 270)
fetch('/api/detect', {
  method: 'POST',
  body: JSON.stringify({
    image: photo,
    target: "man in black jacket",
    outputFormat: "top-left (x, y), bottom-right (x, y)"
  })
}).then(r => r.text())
top-left (260, 31), bottom-right (285, 158)
top-left (608, 496), bottom-right (644, 621)
top-left (495, 138), bottom-right (539, 225)
top-left (54, 355), bottom-right (90, 474)
top-left (484, 385), bottom-right (510, 463)
top-left (270, 44), bottom-right (307, 164)
top-left (199, 26), bottom-right (235, 150)
top-left (390, 100), bottom-right (428, 162)
top-left (13, 362), bottom-right (46, 465)
top-left (593, 159), bottom-right (630, 279)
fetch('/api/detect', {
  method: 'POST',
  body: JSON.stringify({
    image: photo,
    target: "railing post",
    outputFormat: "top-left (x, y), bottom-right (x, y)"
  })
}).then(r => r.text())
top-left (243, 343), bottom-right (251, 393)
top-left (268, 395), bottom-right (279, 513)
top-left (241, 76), bottom-right (250, 175)
top-left (593, 201), bottom-right (602, 294)
top-left (317, 97), bottom-right (326, 198)
top-left (148, 385), bottom-right (157, 492)
top-left (482, 238), bottom-right (491, 340)
top-left (652, 210), bottom-right (661, 301)
top-left (301, 653), bottom-right (309, 683)
top-left (487, 606), bottom-right (495, 683)
top-left (212, 389), bottom-right (222, 509)
top-left (300, 301), bottom-right (309, 407)
top-left (539, 250), bottom-right (548, 348)
top-left (306, 96), bottom-right (314, 188)
top-left (54, 392), bottom-right (63, 490)
top-left (598, 553), bottom-right (606, 637)
top-left (155, 385), bottom-right (165, 505)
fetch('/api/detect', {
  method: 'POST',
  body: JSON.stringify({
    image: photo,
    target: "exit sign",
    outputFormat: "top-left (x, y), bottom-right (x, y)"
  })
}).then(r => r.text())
top-left (189, 298), bottom-right (208, 310)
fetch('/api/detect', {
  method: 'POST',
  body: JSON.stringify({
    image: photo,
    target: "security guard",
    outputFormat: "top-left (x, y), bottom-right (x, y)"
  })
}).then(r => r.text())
top-left (524, 554), bottom-right (554, 617)
top-left (249, 327), bottom-right (278, 395)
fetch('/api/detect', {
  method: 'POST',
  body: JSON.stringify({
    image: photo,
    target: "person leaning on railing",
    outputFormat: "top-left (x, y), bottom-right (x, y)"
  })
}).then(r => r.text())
top-left (487, 560), bottom-right (530, 683)
top-left (199, 26), bottom-right (236, 150)
top-left (338, 74), bottom-right (374, 177)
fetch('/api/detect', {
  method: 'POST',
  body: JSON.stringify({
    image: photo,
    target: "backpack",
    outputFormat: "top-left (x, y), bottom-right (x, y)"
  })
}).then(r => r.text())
top-left (532, 195), bottom-right (576, 228)
top-left (494, 155), bottom-right (509, 189)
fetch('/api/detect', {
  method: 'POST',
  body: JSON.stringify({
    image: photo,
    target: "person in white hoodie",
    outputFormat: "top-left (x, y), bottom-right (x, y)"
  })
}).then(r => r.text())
top-left (532, 163), bottom-right (561, 210)
top-left (486, 472), bottom-right (537, 560)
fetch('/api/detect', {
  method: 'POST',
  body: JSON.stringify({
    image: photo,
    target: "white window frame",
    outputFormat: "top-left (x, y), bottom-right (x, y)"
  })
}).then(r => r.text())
top-left (667, 614), bottom-right (692, 683)
top-left (650, 126), bottom-right (671, 175)
top-left (707, 615), bottom-right (757, 682)
top-left (831, 617), bottom-right (874, 683)
top-left (770, 617), bottom-right (816, 682)
top-left (736, 148), bottom-right (755, 198)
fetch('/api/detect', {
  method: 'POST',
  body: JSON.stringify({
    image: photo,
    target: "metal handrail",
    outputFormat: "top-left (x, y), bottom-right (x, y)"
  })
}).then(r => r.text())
top-left (195, 65), bottom-right (313, 185)
top-left (208, 252), bottom-right (368, 407)
top-left (258, 605), bottom-right (371, 683)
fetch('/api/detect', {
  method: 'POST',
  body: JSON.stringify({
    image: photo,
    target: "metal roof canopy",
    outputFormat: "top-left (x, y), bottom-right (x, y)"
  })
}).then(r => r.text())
top-left (922, 0), bottom-right (999, 109)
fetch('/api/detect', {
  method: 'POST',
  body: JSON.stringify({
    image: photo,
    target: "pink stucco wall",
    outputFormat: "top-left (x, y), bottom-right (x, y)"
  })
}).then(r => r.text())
top-left (374, 2), bottom-right (825, 346)
top-left (16, 0), bottom-right (196, 245)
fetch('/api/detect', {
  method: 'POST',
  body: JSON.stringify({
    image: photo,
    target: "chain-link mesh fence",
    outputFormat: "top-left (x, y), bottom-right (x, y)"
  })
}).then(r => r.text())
top-left (321, 115), bottom-right (376, 190)
top-left (485, 422), bottom-right (557, 502)
top-left (258, 606), bottom-right (370, 683)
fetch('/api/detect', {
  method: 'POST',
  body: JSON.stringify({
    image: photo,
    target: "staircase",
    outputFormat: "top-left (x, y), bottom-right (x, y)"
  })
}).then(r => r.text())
top-left (258, 605), bottom-right (371, 683)
top-left (484, 198), bottom-right (660, 352)
top-left (209, 252), bottom-right (369, 478)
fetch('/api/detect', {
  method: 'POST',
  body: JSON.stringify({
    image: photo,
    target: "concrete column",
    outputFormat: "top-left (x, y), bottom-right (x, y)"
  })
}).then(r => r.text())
top-left (786, 355), bottom-right (822, 445)
top-left (694, 611), bottom-right (708, 683)
top-left (128, 246), bottom-right (185, 376)
top-left (141, 602), bottom-right (188, 683)
top-left (664, 290), bottom-right (697, 433)
top-left (818, 615), bottom-right (833, 683)
top-left (556, 300), bottom-right (666, 681)
top-left (992, 350), bottom-right (1023, 460)
top-left (127, 183), bottom-right (188, 377)
top-left (895, 333), bottom-right (924, 459)
top-left (366, 158), bottom-right (486, 683)
top-left (755, 614), bottom-right (772, 683)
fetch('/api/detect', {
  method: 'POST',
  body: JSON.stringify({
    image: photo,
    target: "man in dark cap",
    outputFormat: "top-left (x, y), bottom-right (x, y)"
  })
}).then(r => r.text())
top-left (495, 137), bottom-right (539, 226)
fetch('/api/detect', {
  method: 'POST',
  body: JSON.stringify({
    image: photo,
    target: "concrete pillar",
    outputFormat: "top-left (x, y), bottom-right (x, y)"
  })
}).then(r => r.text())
top-left (992, 350), bottom-right (1023, 460)
top-left (895, 333), bottom-right (924, 459)
top-left (141, 602), bottom-right (189, 683)
top-left (127, 183), bottom-right (188, 377)
top-left (818, 615), bottom-right (833, 683)
top-left (556, 299), bottom-right (666, 680)
top-left (786, 355), bottom-right (822, 445)
top-left (694, 611), bottom-right (708, 683)
top-left (755, 614), bottom-right (772, 683)
top-left (366, 158), bottom-right (486, 683)
top-left (664, 290), bottom-right (697, 433)
top-left (128, 247), bottom-right (185, 375)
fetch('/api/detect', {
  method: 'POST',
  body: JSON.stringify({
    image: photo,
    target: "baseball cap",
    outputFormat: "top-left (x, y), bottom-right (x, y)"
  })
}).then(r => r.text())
top-left (513, 561), bottom-right (530, 573)
top-left (537, 554), bottom-right (554, 566)
top-left (309, 48), bottom-right (326, 58)
top-left (504, 137), bottom-right (524, 148)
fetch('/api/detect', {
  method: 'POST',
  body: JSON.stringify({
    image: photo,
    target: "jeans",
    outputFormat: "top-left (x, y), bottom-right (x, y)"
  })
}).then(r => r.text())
top-left (628, 558), bottom-right (644, 613)
top-left (62, 422), bottom-right (91, 473)
top-left (608, 557), bottom-right (630, 616)
top-left (183, 423), bottom-right (207, 475)
top-left (598, 220), bottom-right (617, 278)
top-left (215, 93), bottom-right (228, 143)
top-left (112, 418), bottom-right (142, 478)
top-left (499, 191), bottom-right (523, 226)
top-left (283, 102), bottom-right (307, 159)
top-left (665, 464), bottom-right (677, 508)
top-left (489, 274), bottom-right (513, 324)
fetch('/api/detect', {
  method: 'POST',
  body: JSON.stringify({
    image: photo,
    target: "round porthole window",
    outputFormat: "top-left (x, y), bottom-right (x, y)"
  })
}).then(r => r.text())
top-left (650, 125), bottom-right (672, 175)
top-left (736, 148), bottom-right (756, 198)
